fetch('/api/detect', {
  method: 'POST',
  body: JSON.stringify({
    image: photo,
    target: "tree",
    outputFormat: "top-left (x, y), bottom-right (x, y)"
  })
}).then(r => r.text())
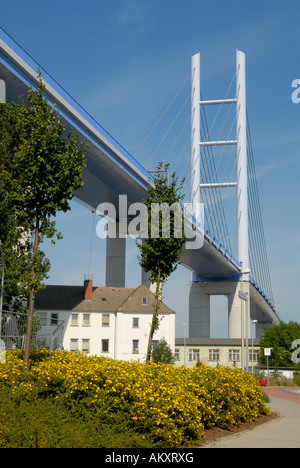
top-left (151, 338), bottom-right (175, 364)
top-left (259, 321), bottom-right (300, 367)
top-left (0, 73), bottom-right (87, 365)
top-left (136, 163), bottom-right (185, 362)
top-left (0, 100), bottom-right (50, 338)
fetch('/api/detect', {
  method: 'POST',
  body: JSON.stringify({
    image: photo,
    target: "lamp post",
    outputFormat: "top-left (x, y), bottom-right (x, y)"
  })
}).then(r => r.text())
top-left (251, 319), bottom-right (258, 373)
top-left (183, 322), bottom-right (186, 366)
top-left (239, 268), bottom-right (251, 371)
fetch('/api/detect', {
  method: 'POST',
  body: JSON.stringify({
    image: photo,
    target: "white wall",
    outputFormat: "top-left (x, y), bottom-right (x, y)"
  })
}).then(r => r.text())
top-left (36, 309), bottom-right (175, 362)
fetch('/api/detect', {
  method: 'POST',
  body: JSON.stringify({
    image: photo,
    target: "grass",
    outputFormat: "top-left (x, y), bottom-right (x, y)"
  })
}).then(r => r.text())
top-left (0, 389), bottom-right (157, 448)
top-left (0, 388), bottom-right (275, 449)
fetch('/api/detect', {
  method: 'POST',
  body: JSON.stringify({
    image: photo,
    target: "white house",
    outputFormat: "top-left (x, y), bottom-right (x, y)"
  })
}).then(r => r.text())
top-left (35, 280), bottom-right (175, 361)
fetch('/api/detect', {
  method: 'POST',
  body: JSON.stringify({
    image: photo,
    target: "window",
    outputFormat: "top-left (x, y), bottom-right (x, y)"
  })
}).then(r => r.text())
top-left (209, 349), bottom-right (220, 361)
top-left (142, 297), bottom-right (147, 305)
top-left (229, 349), bottom-right (240, 361)
top-left (51, 313), bottom-right (58, 326)
top-left (174, 349), bottom-right (180, 361)
top-left (102, 314), bottom-right (110, 327)
top-left (101, 339), bottom-right (109, 353)
top-left (71, 313), bottom-right (79, 326)
top-left (189, 349), bottom-right (200, 361)
top-left (133, 317), bottom-right (139, 328)
top-left (82, 339), bottom-right (90, 353)
top-left (152, 340), bottom-right (158, 350)
top-left (249, 349), bottom-right (259, 362)
top-left (132, 340), bottom-right (139, 354)
top-left (70, 338), bottom-right (78, 352)
top-left (82, 314), bottom-right (90, 326)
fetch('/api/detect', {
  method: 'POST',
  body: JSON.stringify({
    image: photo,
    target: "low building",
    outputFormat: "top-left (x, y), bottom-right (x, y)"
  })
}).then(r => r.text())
top-left (35, 280), bottom-right (175, 361)
top-left (174, 337), bottom-right (260, 369)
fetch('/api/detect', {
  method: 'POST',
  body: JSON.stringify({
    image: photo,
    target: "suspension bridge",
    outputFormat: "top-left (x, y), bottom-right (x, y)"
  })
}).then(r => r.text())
top-left (0, 27), bottom-right (280, 342)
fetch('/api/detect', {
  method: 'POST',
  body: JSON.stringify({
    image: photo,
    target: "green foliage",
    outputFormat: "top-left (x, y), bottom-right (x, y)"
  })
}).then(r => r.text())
top-left (0, 350), bottom-right (269, 447)
top-left (137, 162), bottom-right (185, 361)
top-left (137, 162), bottom-right (185, 285)
top-left (259, 321), bottom-right (300, 367)
top-left (0, 72), bottom-right (87, 362)
top-left (151, 338), bottom-right (175, 364)
top-left (0, 389), bottom-right (152, 448)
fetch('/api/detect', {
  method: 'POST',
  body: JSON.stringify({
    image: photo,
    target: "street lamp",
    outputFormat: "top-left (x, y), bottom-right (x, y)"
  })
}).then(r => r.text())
top-left (251, 319), bottom-right (258, 373)
top-left (182, 322), bottom-right (186, 366)
top-left (239, 268), bottom-right (251, 371)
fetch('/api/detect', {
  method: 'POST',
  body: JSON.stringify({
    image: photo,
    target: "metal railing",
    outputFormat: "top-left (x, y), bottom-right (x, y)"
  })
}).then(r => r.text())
top-left (0, 310), bottom-right (65, 351)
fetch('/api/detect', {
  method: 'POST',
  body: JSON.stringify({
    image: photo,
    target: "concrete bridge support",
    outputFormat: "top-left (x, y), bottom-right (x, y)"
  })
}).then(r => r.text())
top-left (189, 280), bottom-right (251, 339)
top-left (105, 222), bottom-right (126, 288)
top-left (105, 224), bottom-right (156, 292)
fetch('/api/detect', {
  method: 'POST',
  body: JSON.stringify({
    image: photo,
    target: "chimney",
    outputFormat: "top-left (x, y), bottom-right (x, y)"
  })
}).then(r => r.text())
top-left (84, 278), bottom-right (93, 301)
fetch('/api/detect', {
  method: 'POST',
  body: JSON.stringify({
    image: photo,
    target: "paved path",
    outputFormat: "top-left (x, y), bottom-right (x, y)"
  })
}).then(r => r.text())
top-left (202, 387), bottom-right (300, 448)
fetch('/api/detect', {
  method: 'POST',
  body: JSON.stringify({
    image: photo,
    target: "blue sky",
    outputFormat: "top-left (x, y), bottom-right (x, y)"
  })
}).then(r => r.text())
top-left (1, 0), bottom-right (300, 336)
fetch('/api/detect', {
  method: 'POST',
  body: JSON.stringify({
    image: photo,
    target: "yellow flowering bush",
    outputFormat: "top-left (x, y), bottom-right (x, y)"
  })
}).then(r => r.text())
top-left (0, 350), bottom-right (268, 447)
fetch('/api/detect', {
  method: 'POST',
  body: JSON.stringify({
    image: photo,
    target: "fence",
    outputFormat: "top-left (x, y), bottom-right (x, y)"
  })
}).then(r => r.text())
top-left (0, 310), bottom-right (65, 351)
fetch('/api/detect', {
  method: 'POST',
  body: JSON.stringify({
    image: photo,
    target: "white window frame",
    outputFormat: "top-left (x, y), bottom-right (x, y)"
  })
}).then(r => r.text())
top-left (70, 338), bottom-right (78, 352)
top-left (82, 313), bottom-right (90, 327)
top-left (132, 340), bottom-right (139, 354)
top-left (82, 338), bottom-right (90, 353)
top-left (71, 313), bottom-right (79, 326)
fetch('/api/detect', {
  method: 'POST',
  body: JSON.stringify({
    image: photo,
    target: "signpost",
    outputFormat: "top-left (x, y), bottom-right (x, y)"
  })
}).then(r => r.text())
top-left (264, 348), bottom-right (271, 384)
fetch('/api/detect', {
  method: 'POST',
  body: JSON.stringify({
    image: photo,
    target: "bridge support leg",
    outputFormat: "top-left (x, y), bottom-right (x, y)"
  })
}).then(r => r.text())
top-left (105, 222), bottom-right (126, 287)
top-left (189, 282), bottom-right (210, 338)
top-left (189, 281), bottom-right (251, 340)
top-left (141, 268), bottom-right (157, 293)
top-left (0, 79), bottom-right (6, 103)
top-left (228, 281), bottom-right (250, 339)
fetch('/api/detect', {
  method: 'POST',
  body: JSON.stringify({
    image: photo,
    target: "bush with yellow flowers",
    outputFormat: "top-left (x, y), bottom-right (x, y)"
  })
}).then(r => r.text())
top-left (0, 350), bottom-right (268, 447)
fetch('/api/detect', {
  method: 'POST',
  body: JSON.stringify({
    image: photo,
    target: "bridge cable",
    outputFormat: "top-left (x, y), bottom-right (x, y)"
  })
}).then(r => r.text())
top-left (133, 72), bottom-right (191, 160)
top-left (246, 113), bottom-right (274, 306)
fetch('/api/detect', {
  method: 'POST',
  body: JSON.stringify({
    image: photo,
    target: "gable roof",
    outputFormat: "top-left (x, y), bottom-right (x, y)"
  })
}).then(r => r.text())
top-left (35, 283), bottom-right (174, 314)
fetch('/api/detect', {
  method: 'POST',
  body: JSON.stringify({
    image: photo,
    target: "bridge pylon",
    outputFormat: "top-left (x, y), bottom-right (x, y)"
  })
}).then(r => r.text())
top-left (189, 50), bottom-right (251, 340)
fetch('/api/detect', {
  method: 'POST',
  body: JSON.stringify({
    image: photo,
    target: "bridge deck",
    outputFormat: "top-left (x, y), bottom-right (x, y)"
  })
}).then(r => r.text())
top-left (0, 27), bottom-right (279, 324)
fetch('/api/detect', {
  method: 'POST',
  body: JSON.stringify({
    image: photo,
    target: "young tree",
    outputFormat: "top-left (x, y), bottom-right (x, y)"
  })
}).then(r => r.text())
top-left (137, 163), bottom-right (185, 362)
top-left (0, 100), bottom-right (50, 337)
top-left (0, 73), bottom-right (87, 365)
top-left (151, 338), bottom-right (175, 364)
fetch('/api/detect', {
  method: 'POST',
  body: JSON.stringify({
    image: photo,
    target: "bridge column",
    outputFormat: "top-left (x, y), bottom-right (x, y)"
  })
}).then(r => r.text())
top-left (236, 50), bottom-right (249, 275)
top-left (105, 222), bottom-right (126, 287)
top-left (228, 281), bottom-right (250, 339)
top-left (0, 79), bottom-right (6, 103)
top-left (189, 280), bottom-right (252, 340)
top-left (141, 268), bottom-right (157, 293)
top-left (189, 282), bottom-right (210, 338)
top-left (256, 323), bottom-right (270, 338)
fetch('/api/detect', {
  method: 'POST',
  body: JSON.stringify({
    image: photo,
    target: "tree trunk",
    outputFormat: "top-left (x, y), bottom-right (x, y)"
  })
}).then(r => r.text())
top-left (23, 219), bottom-right (39, 367)
top-left (146, 270), bottom-right (161, 363)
